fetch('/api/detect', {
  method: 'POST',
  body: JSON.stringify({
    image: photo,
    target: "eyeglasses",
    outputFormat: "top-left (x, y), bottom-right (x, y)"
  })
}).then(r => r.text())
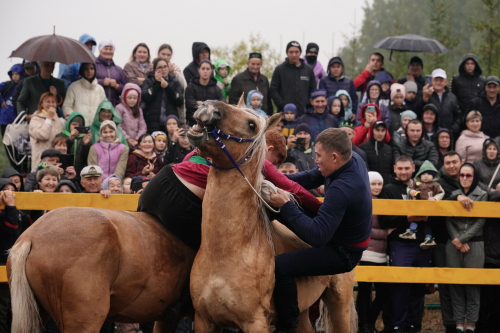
top-left (156, 65), bottom-right (168, 70)
top-left (459, 173), bottom-right (473, 179)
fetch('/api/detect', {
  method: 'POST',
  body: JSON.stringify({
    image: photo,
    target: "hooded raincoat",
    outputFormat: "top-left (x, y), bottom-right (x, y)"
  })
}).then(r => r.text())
top-left (89, 99), bottom-right (127, 145)
top-left (57, 34), bottom-right (96, 88)
top-left (474, 139), bottom-right (500, 192)
top-left (451, 54), bottom-right (485, 113)
top-left (0, 64), bottom-right (23, 125)
top-left (115, 82), bottom-right (147, 142)
top-left (353, 104), bottom-right (391, 147)
top-left (214, 59), bottom-right (231, 101)
top-left (183, 42), bottom-right (211, 84)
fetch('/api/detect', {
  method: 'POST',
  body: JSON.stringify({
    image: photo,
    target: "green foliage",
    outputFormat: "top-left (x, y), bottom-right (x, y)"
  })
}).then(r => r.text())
top-left (211, 33), bottom-right (282, 79)
top-left (470, 0), bottom-right (500, 75)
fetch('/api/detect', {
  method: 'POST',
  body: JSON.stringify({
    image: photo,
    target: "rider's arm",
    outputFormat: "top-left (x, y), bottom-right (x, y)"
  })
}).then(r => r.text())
top-left (285, 167), bottom-right (324, 190)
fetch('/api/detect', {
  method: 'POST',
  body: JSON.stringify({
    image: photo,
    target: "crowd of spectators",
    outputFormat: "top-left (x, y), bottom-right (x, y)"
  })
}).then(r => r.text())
top-left (0, 35), bottom-right (499, 333)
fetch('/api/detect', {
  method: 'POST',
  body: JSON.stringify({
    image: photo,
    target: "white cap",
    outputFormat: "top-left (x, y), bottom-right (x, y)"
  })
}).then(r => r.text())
top-left (431, 68), bottom-right (447, 79)
top-left (368, 171), bottom-right (384, 185)
top-left (80, 165), bottom-right (104, 178)
top-left (98, 40), bottom-right (115, 51)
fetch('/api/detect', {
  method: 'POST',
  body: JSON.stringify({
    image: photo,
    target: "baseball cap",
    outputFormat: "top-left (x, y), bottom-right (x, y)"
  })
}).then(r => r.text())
top-left (80, 165), bottom-right (103, 178)
top-left (373, 120), bottom-right (387, 129)
top-left (485, 76), bottom-right (500, 86)
top-left (431, 68), bottom-right (447, 79)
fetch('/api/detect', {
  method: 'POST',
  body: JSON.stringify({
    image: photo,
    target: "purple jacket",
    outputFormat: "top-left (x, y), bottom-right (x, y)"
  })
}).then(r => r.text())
top-left (116, 83), bottom-right (147, 141)
top-left (95, 56), bottom-right (128, 106)
top-left (94, 141), bottom-right (125, 179)
top-left (302, 57), bottom-right (326, 82)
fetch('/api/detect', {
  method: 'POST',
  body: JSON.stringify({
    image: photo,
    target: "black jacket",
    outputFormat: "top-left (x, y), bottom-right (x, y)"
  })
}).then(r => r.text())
top-left (270, 58), bottom-right (316, 115)
top-left (16, 74), bottom-right (66, 115)
top-left (165, 141), bottom-right (194, 165)
top-left (0, 205), bottom-right (29, 262)
top-left (142, 72), bottom-right (184, 133)
top-left (288, 145), bottom-right (316, 172)
top-left (473, 138), bottom-right (500, 192)
top-left (1, 167), bottom-right (24, 191)
top-left (393, 137), bottom-right (439, 171)
top-left (431, 168), bottom-right (461, 244)
top-left (228, 69), bottom-right (273, 115)
top-left (360, 137), bottom-right (393, 185)
top-left (183, 42), bottom-right (211, 84)
top-left (451, 54), bottom-right (485, 113)
top-left (467, 91), bottom-right (500, 138)
top-left (185, 77), bottom-right (224, 125)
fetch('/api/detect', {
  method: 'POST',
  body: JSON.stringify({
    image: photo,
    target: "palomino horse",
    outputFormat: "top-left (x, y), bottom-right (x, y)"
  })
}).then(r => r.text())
top-left (188, 101), bottom-right (356, 333)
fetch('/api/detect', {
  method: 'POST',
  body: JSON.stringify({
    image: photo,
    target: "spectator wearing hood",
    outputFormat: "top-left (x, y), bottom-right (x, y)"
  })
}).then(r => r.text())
top-left (1, 167), bottom-right (24, 191)
top-left (124, 43), bottom-right (153, 86)
top-left (466, 76), bottom-right (500, 138)
top-left (353, 103), bottom-right (391, 147)
top-left (397, 56), bottom-right (425, 97)
top-left (12, 60), bottom-right (40, 113)
top-left (185, 60), bottom-right (223, 126)
top-left (356, 80), bottom-right (391, 128)
top-left (335, 89), bottom-right (356, 121)
top-left (56, 179), bottom-right (78, 193)
top-left (446, 163), bottom-right (487, 333)
top-left (62, 62), bottom-right (106, 126)
top-left (434, 129), bottom-right (454, 170)
top-left (246, 90), bottom-right (267, 118)
top-left (393, 110), bottom-right (418, 145)
top-left (270, 41), bottom-right (317, 115)
top-left (116, 83), bottom-right (147, 148)
top-left (373, 71), bottom-right (393, 108)
top-left (17, 61), bottom-right (66, 117)
top-left (417, 69), bottom-right (462, 138)
top-left (0, 64), bottom-right (23, 134)
top-left (183, 42), bottom-right (211, 84)
top-left (142, 58), bottom-right (184, 133)
top-left (455, 111), bottom-right (489, 164)
top-left (302, 43), bottom-right (326, 82)
top-left (319, 57), bottom-right (358, 114)
top-left (420, 103), bottom-right (440, 141)
top-left (88, 120), bottom-right (129, 180)
top-left (403, 80), bottom-right (419, 110)
top-left (58, 34), bottom-right (97, 88)
top-left (360, 121), bottom-right (393, 184)
top-left (90, 98), bottom-right (127, 145)
top-left (327, 96), bottom-right (345, 124)
top-left (296, 89), bottom-right (338, 141)
top-left (354, 53), bottom-right (394, 94)
top-left (282, 103), bottom-right (298, 137)
top-left (393, 119), bottom-right (439, 171)
top-left (287, 123), bottom-right (316, 172)
top-left (451, 54), bottom-right (485, 113)
top-left (214, 59), bottom-right (232, 101)
top-left (95, 40), bottom-right (127, 106)
top-left (474, 138), bottom-right (500, 193)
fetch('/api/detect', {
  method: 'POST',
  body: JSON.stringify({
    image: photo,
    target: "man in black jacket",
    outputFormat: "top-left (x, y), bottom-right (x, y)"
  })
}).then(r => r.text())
top-left (451, 54), bottom-right (485, 113)
top-left (270, 41), bottom-right (316, 116)
top-left (397, 56), bottom-right (425, 97)
top-left (416, 69), bottom-right (461, 138)
top-left (360, 120), bottom-right (393, 184)
top-left (183, 42), bottom-right (210, 84)
top-left (228, 52), bottom-right (273, 115)
top-left (379, 156), bottom-right (433, 333)
top-left (466, 76), bottom-right (500, 138)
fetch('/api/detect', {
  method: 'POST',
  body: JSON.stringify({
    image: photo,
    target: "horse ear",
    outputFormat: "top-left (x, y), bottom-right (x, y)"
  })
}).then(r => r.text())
top-left (237, 93), bottom-right (245, 108)
top-left (266, 113), bottom-right (282, 131)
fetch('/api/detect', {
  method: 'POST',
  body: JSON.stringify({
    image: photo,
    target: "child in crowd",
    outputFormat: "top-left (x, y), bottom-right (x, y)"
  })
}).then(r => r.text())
top-left (51, 137), bottom-right (68, 154)
top-left (1, 167), bottom-right (24, 191)
top-left (165, 115), bottom-right (180, 143)
top-left (335, 90), bottom-right (354, 121)
top-left (388, 83), bottom-right (408, 134)
top-left (152, 131), bottom-right (168, 164)
top-left (90, 98), bottom-right (127, 145)
top-left (327, 96), bottom-right (345, 124)
top-left (214, 59), bottom-right (231, 101)
top-left (282, 103), bottom-right (298, 137)
top-left (278, 162), bottom-right (299, 175)
top-left (403, 80), bottom-right (418, 110)
top-left (401, 160), bottom-right (443, 249)
top-left (246, 90), bottom-right (267, 118)
top-left (116, 83), bottom-right (147, 148)
top-left (102, 174), bottom-right (123, 194)
top-left (57, 112), bottom-right (92, 180)
top-left (122, 177), bottom-right (132, 194)
top-left (166, 126), bottom-right (194, 164)
top-left (56, 180), bottom-right (78, 193)
top-left (0, 64), bottom-right (23, 135)
top-left (374, 71), bottom-right (393, 106)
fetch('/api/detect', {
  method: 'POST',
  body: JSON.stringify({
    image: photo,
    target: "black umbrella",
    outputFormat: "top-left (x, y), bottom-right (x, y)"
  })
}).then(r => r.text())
top-left (9, 30), bottom-right (95, 65)
top-left (373, 34), bottom-right (449, 59)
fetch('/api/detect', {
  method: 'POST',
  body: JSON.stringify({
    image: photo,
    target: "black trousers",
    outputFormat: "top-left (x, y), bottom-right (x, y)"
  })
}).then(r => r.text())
top-left (476, 262), bottom-right (500, 333)
top-left (274, 244), bottom-right (362, 330)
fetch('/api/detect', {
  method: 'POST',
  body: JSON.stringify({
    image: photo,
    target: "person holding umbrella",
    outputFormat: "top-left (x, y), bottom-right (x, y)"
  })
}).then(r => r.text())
top-left (95, 40), bottom-right (127, 106)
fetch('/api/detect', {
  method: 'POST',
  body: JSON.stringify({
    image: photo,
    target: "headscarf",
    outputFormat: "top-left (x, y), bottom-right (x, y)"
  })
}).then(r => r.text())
top-left (459, 163), bottom-right (479, 195)
top-left (101, 174), bottom-right (123, 193)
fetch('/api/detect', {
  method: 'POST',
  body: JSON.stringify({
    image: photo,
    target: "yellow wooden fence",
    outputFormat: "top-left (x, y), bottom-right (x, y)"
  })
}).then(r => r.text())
top-left (1, 194), bottom-right (499, 284)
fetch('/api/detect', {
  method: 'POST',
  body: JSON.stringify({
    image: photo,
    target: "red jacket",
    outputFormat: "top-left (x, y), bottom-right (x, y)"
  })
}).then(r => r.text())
top-left (352, 103), bottom-right (391, 147)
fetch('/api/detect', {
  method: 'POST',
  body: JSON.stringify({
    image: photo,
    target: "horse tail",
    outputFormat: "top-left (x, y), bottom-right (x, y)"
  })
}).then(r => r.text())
top-left (9, 241), bottom-right (42, 333)
top-left (317, 298), bottom-right (358, 333)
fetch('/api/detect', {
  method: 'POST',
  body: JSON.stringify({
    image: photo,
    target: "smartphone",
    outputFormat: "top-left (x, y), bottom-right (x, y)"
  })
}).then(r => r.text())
top-left (366, 105), bottom-right (376, 113)
top-left (296, 137), bottom-right (306, 146)
top-left (59, 154), bottom-right (74, 170)
top-left (425, 75), bottom-right (433, 88)
top-left (75, 126), bottom-right (90, 134)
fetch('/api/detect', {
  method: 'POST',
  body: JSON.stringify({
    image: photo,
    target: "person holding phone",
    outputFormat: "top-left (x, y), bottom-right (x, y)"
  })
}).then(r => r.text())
top-left (352, 103), bottom-right (391, 147)
top-left (165, 126), bottom-right (194, 164)
top-left (286, 123), bottom-right (317, 172)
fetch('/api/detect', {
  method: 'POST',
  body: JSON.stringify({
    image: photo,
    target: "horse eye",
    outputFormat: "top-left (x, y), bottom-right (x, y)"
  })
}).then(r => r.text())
top-left (248, 120), bottom-right (256, 132)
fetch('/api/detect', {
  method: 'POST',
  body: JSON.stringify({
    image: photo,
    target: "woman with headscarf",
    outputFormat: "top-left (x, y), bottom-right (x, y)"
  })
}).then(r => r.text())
top-left (124, 43), bottom-right (153, 86)
top-left (62, 63), bottom-right (106, 126)
top-left (101, 174), bottom-right (123, 194)
top-left (433, 128), bottom-right (454, 170)
top-left (446, 163), bottom-right (487, 333)
top-left (473, 138), bottom-right (500, 193)
top-left (95, 40), bottom-right (128, 106)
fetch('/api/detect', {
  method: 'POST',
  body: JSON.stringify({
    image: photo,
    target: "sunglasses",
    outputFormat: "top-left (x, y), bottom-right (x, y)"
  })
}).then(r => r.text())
top-left (459, 173), bottom-right (473, 179)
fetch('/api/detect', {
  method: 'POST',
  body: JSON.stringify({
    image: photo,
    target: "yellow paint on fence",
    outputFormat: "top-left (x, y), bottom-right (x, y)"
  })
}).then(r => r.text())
top-left (0, 266), bottom-right (6, 283)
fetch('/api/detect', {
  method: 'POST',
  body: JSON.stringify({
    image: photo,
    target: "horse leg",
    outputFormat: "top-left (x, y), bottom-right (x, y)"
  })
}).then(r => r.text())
top-left (320, 271), bottom-right (357, 333)
top-left (295, 310), bottom-right (315, 333)
top-left (194, 312), bottom-right (222, 333)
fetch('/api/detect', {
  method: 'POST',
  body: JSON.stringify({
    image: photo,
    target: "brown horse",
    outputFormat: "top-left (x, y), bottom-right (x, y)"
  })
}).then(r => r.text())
top-left (7, 209), bottom-right (195, 333)
top-left (188, 101), bottom-right (356, 333)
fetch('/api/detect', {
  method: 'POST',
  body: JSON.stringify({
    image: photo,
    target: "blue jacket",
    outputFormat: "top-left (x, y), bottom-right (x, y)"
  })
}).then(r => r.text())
top-left (326, 96), bottom-right (345, 124)
top-left (282, 152), bottom-right (372, 251)
top-left (296, 108), bottom-right (338, 142)
top-left (58, 34), bottom-right (96, 88)
top-left (0, 64), bottom-right (24, 125)
top-left (319, 57), bottom-right (358, 113)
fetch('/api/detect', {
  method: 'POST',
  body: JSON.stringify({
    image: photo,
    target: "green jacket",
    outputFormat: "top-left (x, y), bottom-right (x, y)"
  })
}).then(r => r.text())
top-left (214, 59), bottom-right (232, 101)
top-left (415, 160), bottom-right (440, 182)
top-left (90, 98), bottom-right (127, 145)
